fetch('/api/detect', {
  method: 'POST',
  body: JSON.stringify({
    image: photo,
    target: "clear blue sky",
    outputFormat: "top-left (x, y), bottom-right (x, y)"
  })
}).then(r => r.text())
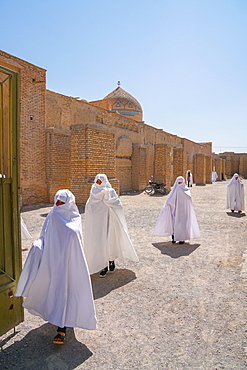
top-left (1, 0), bottom-right (247, 153)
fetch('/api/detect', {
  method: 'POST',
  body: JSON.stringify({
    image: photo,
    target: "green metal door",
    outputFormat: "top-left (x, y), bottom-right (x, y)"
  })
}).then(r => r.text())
top-left (0, 65), bottom-right (23, 336)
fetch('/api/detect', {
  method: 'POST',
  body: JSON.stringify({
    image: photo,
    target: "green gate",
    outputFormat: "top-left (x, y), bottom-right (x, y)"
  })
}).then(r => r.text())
top-left (0, 65), bottom-right (23, 336)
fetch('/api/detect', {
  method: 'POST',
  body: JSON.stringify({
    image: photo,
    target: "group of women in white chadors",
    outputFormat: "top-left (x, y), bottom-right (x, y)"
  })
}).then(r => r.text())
top-left (16, 172), bottom-right (244, 344)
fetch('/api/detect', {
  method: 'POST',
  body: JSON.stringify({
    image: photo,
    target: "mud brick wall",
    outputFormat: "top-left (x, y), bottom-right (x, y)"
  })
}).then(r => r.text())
top-left (173, 148), bottom-right (187, 182)
top-left (206, 155), bottom-right (212, 183)
top-left (154, 144), bottom-right (173, 189)
top-left (239, 156), bottom-right (247, 178)
top-left (194, 153), bottom-right (206, 185)
top-left (46, 128), bottom-right (71, 203)
top-left (0, 51), bottom-right (47, 205)
top-left (131, 144), bottom-right (147, 191)
top-left (215, 158), bottom-right (223, 180)
top-left (70, 125), bottom-right (118, 205)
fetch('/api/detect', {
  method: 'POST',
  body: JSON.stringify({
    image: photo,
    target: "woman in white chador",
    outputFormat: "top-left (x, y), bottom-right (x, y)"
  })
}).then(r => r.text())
top-left (84, 174), bottom-right (139, 277)
top-left (212, 171), bottom-right (218, 182)
top-left (154, 176), bottom-right (200, 244)
top-left (186, 170), bottom-right (193, 187)
top-left (226, 173), bottom-right (245, 213)
top-left (15, 189), bottom-right (97, 344)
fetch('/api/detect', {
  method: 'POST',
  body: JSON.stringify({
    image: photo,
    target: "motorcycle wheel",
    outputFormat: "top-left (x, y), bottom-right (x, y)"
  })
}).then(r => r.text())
top-left (145, 185), bottom-right (155, 195)
top-left (160, 185), bottom-right (169, 195)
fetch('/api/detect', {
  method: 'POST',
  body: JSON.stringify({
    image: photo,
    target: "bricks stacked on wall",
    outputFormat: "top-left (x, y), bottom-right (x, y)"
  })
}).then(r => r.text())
top-left (206, 155), bottom-right (213, 183)
top-left (173, 148), bottom-right (187, 183)
top-left (70, 125), bottom-right (118, 206)
top-left (46, 128), bottom-right (71, 203)
top-left (154, 144), bottom-right (173, 189)
top-left (194, 154), bottom-right (206, 185)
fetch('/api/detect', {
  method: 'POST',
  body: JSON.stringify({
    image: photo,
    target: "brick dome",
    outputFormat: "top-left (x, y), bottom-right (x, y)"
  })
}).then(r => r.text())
top-left (104, 86), bottom-right (143, 121)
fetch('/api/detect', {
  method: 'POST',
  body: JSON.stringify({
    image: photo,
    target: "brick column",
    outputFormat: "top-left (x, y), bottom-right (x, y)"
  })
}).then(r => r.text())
top-left (206, 155), bottom-right (212, 184)
top-left (194, 154), bottom-right (206, 185)
top-left (173, 148), bottom-right (187, 182)
top-left (132, 144), bottom-right (147, 191)
top-left (154, 144), bottom-right (172, 190)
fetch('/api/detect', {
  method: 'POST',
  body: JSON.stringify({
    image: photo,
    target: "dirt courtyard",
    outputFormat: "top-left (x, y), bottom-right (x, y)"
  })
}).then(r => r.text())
top-left (1, 180), bottom-right (247, 369)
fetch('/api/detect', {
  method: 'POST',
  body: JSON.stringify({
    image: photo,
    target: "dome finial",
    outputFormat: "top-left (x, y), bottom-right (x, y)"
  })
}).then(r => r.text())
top-left (117, 81), bottom-right (121, 87)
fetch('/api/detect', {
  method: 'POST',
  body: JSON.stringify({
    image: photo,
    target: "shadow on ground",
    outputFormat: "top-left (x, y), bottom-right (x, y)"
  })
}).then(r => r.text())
top-left (91, 268), bottom-right (136, 300)
top-left (226, 211), bottom-right (246, 218)
top-left (152, 242), bottom-right (200, 258)
top-left (0, 324), bottom-right (92, 370)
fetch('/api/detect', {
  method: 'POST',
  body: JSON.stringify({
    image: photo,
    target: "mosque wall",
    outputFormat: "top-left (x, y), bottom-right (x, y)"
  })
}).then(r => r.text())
top-left (2, 50), bottom-right (242, 207)
top-left (194, 154), bottom-right (206, 185)
top-left (206, 155), bottom-right (212, 184)
top-left (173, 148), bottom-right (188, 181)
top-left (154, 144), bottom-right (173, 189)
top-left (219, 152), bottom-right (247, 179)
top-left (46, 128), bottom-right (71, 203)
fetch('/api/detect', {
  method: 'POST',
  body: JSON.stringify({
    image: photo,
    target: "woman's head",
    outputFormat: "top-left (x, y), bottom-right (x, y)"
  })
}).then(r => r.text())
top-left (54, 189), bottom-right (75, 206)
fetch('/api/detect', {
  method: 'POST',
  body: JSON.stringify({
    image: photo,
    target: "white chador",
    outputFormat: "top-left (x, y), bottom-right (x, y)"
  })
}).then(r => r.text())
top-left (154, 176), bottom-right (200, 242)
top-left (84, 174), bottom-right (139, 274)
top-left (212, 171), bottom-right (218, 182)
top-left (226, 173), bottom-right (245, 212)
top-left (21, 216), bottom-right (32, 240)
top-left (15, 190), bottom-right (97, 330)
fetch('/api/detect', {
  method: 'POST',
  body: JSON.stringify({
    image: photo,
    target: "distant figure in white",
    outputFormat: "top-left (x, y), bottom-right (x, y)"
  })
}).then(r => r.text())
top-left (154, 176), bottom-right (200, 244)
top-left (186, 170), bottom-right (193, 187)
top-left (15, 189), bottom-right (97, 344)
top-left (212, 171), bottom-right (218, 182)
top-left (226, 173), bottom-right (245, 214)
top-left (21, 216), bottom-right (32, 240)
top-left (84, 174), bottom-right (139, 277)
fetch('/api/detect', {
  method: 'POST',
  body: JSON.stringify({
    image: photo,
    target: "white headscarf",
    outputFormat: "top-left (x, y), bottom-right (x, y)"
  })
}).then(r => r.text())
top-left (93, 174), bottom-right (112, 189)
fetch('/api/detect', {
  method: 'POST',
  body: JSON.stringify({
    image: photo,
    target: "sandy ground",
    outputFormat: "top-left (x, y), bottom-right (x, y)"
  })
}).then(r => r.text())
top-left (0, 180), bottom-right (247, 370)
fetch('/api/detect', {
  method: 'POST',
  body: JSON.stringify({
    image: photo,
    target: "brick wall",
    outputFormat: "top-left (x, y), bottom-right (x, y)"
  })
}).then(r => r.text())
top-left (0, 50), bottom-right (47, 206)
top-left (194, 154), bottom-right (206, 185)
top-left (46, 128), bottom-right (71, 203)
top-left (206, 155), bottom-right (212, 183)
top-left (131, 145), bottom-right (147, 191)
top-left (215, 158), bottom-right (223, 180)
top-left (173, 148), bottom-right (187, 182)
top-left (154, 144), bottom-right (172, 189)
top-left (70, 125), bottom-right (118, 205)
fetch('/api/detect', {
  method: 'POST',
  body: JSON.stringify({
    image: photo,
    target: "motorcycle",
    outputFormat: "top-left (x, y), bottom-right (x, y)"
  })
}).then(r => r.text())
top-left (145, 177), bottom-right (168, 195)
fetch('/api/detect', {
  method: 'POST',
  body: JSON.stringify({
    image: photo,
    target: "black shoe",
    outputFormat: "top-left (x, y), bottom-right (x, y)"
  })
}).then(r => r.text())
top-left (99, 267), bottom-right (108, 277)
top-left (172, 235), bottom-right (176, 244)
top-left (179, 241), bottom-right (184, 244)
top-left (109, 260), bottom-right (115, 272)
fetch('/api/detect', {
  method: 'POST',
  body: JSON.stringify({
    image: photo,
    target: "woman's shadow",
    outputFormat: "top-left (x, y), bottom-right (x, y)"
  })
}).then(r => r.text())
top-left (152, 242), bottom-right (200, 258)
top-left (0, 324), bottom-right (92, 370)
top-left (91, 268), bottom-right (136, 299)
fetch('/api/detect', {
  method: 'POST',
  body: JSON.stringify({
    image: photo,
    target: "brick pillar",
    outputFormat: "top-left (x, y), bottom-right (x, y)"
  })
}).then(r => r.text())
top-left (154, 144), bottom-right (172, 190)
top-left (132, 144), bottom-right (147, 191)
top-left (46, 128), bottom-right (71, 203)
top-left (70, 124), bottom-right (119, 206)
top-left (215, 158), bottom-right (223, 181)
top-left (173, 148), bottom-right (187, 183)
top-left (194, 153), bottom-right (206, 185)
top-left (206, 155), bottom-right (212, 184)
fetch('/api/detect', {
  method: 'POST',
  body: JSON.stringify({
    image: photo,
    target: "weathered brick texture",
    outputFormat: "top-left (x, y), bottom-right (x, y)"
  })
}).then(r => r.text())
top-left (194, 154), bottom-right (206, 185)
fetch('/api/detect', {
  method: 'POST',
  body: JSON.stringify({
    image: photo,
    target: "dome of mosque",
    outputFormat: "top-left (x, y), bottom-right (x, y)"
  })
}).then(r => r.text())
top-left (104, 83), bottom-right (143, 121)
